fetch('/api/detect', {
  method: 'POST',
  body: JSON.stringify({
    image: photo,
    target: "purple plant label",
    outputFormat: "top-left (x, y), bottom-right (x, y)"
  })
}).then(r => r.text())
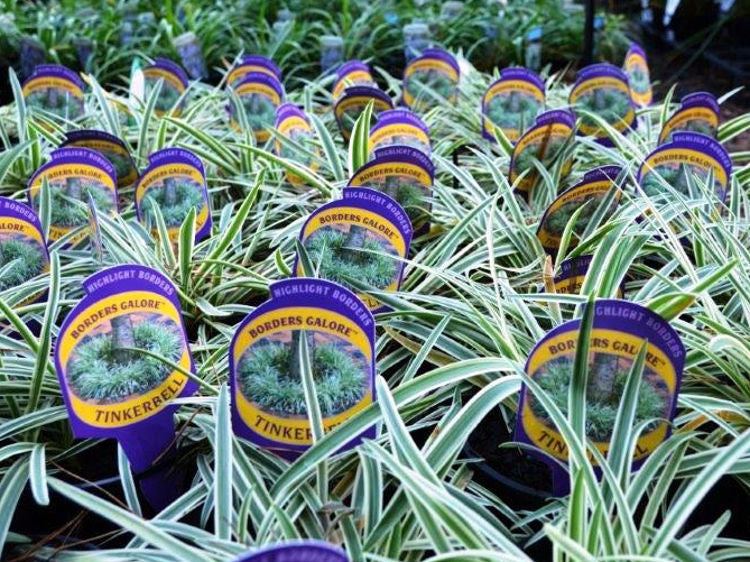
top-left (638, 131), bottom-right (731, 204)
top-left (22, 64), bottom-right (85, 121)
top-left (62, 129), bottom-right (139, 188)
top-left (510, 109), bottom-right (576, 199)
top-left (515, 299), bottom-right (684, 492)
top-left (228, 73), bottom-right (284, 142)
top-left (569, 63), bottom-right (635, 144)
top-left (28, 147), bottom-right (118, 245)
top-left (369, 109), bottom-right (431, 156)
top-left (142, 58), bottom-right (189, 117)
top-left (623, 43), bottom-right (652, 107)
top-left (403, 48), bottom-right (460, 112)
top-left (658, 92), bottom-right (719, 145)
top-left (275, 103), bottom-right (320, 186)
top-left (348, 145), bottom-right (433, 232)
top-left (295, 188), bottom-right (412, 313)
top-left (235, 540), bottom-right (349, 562)
top-left (230, 278), bottom-right (376, 453)
top-left (54, 264), bottom-right (196, 472)
top-left (228, 55), bottom-right (282, 89)
top-left (333, 60), bottom-right (375, 100)
top-left (554, 255), bottom-right (624, 298)
top-left (482, 67), bottom-right (545, 143)
top-left (135, 147), bottom-right (212, 243)
top-left (537, 165), bottom-right (623, 255)
top-left (0, 197), bottom-right (50, 304)
top-left (334, 85), bottom-right (394, 142)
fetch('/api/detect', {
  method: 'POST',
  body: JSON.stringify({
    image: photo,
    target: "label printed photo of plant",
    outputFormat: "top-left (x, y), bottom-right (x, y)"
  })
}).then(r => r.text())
top-left (516, 299), bottom-right (685, 495)
top-left (135, 147), bottom-right (211, 243)
top-left (402, 48), bottom-right (459, 113)
top-left (141, 58), bottom-right (189, 117)
top-left (230, 278), bottom-right (375, 453)
top-left (368, 109), bottom-right (431, 156)
top-left (334, 86), bottom-right (393, 142)
top-left (22, 63), bottom-right (85, 120)
top-left (658, 92), bottom-right (720, 145)
top-left (27, 146), bottom-right (119, 245)
top-left (62, 129), bottom-right (139, 189)
top-left (482, 67), bottom-right (545, 143)
top-left (638, 132), bottom-right (732, 204)
top-left (0, 197), bottom-right (49, 300)
top-left (349, 145), bottom-right (434, 232)
top-left (228, 72), bottom-right (284, 142)
top-left (296, 188), bottom-right (412, 312)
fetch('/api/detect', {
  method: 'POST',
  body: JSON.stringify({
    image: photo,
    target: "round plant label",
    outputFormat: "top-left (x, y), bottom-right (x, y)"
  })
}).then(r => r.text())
top-left (623, 43), bottom-right (652, 107)
top-left (402, 48), bottom-right (459, 112)
top-left (537, 165), bottom-right (623, 256)
top-left (348, 145), bottom-right (434, 233)
top-left (368, 109), bottom-right (431, 156)
top-left (275, 103), bottom-right (320, 187)
top-left (296, 188), bottom-right (412, 312)
top-left (62, 129), bottom-right (139, 189)
top-left (228, 72), bottom-right (284, 142)
top-left (658, 92), bottom-right (719, 146)
top-left (28, 147), bottom-right (118, 246)
top-left (510, 109), bottom-right (576, 200)
top-left (236, 540), bottom-right (349, 562)
top-left (22, 64), bottom-right (85, 121)
top-left (142, 58), bottom-right (189, 117)
top-left (333, 60), bottom-right (376, 100)
top-left (569, 63), bottom-right (635, 144)
top-left (482, 67), bottom-right (545, 143)
top-left (638, 131), bottom-right (731, 204)
top-left (0, 197), bottom-right (49, 303)
top-left (54, 265), bottom-right (196, 469)
top-left (553, 255), bottom-right (624, 298)
top-left (334, 85), bottom-right (393, 142)
top-left (228, 54), bottom-right (282, 89)
top-left (230, 278), bottom-right (376, 453)
top-left (135, 147), bottom-right (212, 243)
top-left (515, 300), bottom-right (684, 487)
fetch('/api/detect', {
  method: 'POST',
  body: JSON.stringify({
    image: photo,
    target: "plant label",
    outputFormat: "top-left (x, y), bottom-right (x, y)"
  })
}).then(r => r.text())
top-left (135, 147), bottom-right (212, 243)
top-left (0, 197), bottom-right (49, 302)
top-left (62, 129), bottom-right (139, 189)
top-left (369, 109), bottom-right (431, 156)
top-left (623, 43), bottom-right (652, 108)
top-left (228, 72), bottom-right (284, 142)
top-left (296, 188), bottom-right (412, 312)
top-left (482, 67), bottom-right (545, 144)
top-left (142, 58), bottom-right (189, 117)
top-left (638, 132), bottom-right (731, 204)
top-left (515, 299), bottom-right (684, 495)
top-left (333, 60), bottom-right (376, 101)
top-left (402, 48), bottom-right (459, 112)
top-left (553, 255), bottom-right (624, 298)
top-left (334, 85), bottom-right (393, 142)
top-left (28, 147), bottom-right (119, 246)
top-left (569, 63), bottom-right (635, 145)
top-left (275, 103), bottom-right (320, 187)
top-left (235, 540), bottom-right (349, 562)
top-left (22, 64), bottom-right (85, 121)
top-left (230, 278), bottom-right (376, 454)
top-left (658, 92), bottom-right (719, 145)
top-left (537, 165), bottom-right (624, 256)
top-left (349, 145), bottom-right (434, 234)
top-left (228, 55), bottom-right (282, 90)
top-left (510, 109), bottom-right (575, 200)
top-left (55, 264), bottom-right (196, 473)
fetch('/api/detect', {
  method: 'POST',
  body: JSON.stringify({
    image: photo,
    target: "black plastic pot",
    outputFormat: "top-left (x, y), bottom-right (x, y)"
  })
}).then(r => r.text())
top-left (463, 406), bottom-right (553, 511)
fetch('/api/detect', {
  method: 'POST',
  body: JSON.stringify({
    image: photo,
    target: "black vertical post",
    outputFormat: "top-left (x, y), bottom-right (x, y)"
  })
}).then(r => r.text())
top-left (582, 0), bottom-right (595, 66)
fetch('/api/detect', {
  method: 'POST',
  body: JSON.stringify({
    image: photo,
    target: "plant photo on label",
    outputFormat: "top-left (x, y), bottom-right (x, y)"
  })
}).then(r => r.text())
top-left (238, 329), bottom-right (368, 418)
top-left (66, 312), bottom-right (184, 404)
